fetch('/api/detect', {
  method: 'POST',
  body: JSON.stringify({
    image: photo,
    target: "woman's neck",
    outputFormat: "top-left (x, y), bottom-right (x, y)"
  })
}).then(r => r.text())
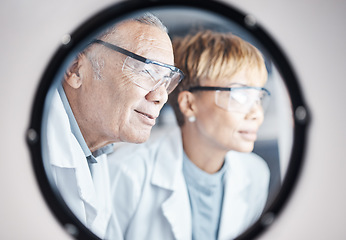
top-left (181, 125), bottom-right (227, 174)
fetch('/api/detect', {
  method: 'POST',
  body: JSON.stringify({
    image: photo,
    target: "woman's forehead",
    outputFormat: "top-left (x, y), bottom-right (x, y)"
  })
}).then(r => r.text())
top-left (201, 68), bottom-right (263, 86)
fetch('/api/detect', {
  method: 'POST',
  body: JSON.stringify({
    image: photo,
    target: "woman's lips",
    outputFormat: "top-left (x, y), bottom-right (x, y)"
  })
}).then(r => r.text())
top-left (238, 130), bottom-right (257, 141)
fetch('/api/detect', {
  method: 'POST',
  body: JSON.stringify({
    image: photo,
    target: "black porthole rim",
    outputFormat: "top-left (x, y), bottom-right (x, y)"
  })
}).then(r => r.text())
top-left (26, 0), bottom-right (310, 239)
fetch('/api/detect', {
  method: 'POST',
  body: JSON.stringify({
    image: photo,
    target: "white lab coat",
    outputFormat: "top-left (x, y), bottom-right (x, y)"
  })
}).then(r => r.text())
top-left (42, 89), bottom-right (119, 239)
top-left (108, 127), bottom-right (270, 240)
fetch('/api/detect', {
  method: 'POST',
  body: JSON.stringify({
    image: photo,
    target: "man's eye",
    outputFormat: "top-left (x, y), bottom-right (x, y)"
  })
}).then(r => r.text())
top-left (139, 69), bottom-right (149, 74)
top-left (126, 61), bottom-right (138, 68)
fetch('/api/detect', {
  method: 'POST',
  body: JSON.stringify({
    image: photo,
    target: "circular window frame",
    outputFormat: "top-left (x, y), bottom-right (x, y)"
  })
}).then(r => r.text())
top-left (26, 0), bottom-right (310, 239)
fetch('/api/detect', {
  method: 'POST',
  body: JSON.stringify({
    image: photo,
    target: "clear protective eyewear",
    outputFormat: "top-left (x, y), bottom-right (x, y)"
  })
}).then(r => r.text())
top-left (91, 39), bottom-right (184, 94)
top-left (188, 85), bottom-right (271, 113)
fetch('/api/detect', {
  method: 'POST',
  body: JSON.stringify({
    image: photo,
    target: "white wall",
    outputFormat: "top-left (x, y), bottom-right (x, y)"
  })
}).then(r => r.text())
top-left (1, 0), bottom-right (345, 239)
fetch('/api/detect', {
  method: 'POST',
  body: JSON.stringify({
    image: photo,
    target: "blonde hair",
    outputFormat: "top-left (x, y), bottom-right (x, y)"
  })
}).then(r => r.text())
top-left (169, 30), bottom-right (268, 126)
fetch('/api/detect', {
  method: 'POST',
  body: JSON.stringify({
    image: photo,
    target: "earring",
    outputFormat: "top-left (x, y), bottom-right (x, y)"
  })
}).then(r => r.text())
top-left (188, 116), bottom-right (196, 122)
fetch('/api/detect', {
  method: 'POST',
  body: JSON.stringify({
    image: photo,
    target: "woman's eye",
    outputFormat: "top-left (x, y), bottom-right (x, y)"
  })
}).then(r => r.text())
top-left (231, 92), bottom-right (247, 104)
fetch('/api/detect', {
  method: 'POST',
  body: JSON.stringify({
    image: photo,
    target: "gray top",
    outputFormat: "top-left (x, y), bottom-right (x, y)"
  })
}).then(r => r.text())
top-left (183, 151), bottom-right (227, 240)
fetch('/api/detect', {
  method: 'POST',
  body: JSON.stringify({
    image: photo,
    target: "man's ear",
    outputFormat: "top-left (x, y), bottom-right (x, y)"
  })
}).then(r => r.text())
top-left (178, 91), bottom-right (197, 118)
top-left (64, 58), bottom-right (82, 89)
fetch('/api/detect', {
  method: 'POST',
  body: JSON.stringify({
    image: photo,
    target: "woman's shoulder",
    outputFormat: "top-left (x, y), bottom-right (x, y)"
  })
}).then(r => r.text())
top-left (226, 151), bottom-right (270, 179)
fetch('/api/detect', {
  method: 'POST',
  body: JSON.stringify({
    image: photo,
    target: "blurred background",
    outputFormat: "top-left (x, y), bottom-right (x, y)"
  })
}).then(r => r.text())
top-left (1, 0), bottom-right (346, 239)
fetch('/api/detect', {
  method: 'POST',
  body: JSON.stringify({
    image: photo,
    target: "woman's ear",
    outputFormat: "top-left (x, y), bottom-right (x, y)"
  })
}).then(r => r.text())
top-left (64, 58), bottom-right (82, 89)
top-left (178, 91), bottom-right (197, 118)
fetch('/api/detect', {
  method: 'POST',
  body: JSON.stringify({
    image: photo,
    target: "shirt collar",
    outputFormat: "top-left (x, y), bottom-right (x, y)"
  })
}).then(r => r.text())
top-left (58, 85), bottom-right (114, 163)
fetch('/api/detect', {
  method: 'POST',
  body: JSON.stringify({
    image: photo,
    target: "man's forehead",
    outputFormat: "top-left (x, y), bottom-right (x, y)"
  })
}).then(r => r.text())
top-left (115, 21), bottom-right (162, 46)
top-left (118, 21), bottom-right (173, 63)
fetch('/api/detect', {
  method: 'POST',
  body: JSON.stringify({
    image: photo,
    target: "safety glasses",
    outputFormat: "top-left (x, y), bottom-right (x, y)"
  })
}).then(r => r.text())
top-left (91, 39), bottom-right (184, 94)
top-left (188, 85), bottom-right (271, 113)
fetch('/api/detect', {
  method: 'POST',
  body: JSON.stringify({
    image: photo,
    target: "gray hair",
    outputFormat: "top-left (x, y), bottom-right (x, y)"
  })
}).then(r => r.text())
top-left (134, 12), bottom-right (168, 33)
top-left (85, 13), bottom-right (168, 80)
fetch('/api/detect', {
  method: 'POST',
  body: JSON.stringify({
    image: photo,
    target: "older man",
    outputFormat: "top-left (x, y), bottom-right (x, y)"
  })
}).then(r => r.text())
top-left (43, 13), bottom-right (183, 239)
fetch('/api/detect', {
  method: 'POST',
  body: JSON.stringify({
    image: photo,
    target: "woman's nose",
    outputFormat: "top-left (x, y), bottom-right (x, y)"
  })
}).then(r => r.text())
top-left (246, 102), bottom-right (264, 121)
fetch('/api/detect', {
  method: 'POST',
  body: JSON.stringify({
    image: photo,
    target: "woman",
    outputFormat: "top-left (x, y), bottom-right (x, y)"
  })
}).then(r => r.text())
top-left (108, 30), bottom-right (270, 240)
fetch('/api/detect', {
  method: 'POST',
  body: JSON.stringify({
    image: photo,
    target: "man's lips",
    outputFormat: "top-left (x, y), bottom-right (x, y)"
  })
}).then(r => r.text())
top-left (135, 110), bottom-right (156, 119)
top-left (134, 109), bottom-right (158, 126)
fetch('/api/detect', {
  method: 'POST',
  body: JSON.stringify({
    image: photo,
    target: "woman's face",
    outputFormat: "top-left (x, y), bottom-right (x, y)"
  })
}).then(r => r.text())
top-left (193, 69), bottom-right (265, 153)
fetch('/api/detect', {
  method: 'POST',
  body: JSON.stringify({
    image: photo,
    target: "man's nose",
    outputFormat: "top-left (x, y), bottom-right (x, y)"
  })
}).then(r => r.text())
top-left (145, 84), bottom-right (168, 105)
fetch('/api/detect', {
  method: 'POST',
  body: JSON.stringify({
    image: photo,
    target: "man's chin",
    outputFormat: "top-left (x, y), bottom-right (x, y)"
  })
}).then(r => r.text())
top-left (125, 128), bottom-right (152, 144)
top-left (132, 136), bottom-right (149, 144)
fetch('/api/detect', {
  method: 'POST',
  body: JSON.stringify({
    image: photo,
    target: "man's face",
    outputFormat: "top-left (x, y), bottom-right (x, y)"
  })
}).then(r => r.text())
top-left (70, 21), bottom-right (174, 150)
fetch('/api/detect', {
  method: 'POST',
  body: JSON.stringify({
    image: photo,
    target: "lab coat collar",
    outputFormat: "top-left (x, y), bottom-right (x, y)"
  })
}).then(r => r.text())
top-left (48, 89), bottom-right (99, 208)
top-left (151, 127), bottom-right (192, 240)
top-left (47, 89), bottom-right (110, 235)
top-left (88, 154), bottom-right (113, 238)
top-left (161, 177), bottom-right (192, 240)
top-left (218, 151), bottom-right (251, 240)
top-left (149, 128), bottom-right (253, 240)
top-left (151, 127), bottom-right (184, 190)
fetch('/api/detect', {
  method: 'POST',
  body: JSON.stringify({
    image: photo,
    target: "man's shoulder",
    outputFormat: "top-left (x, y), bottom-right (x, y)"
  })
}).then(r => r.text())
top-left (107, 140), bottom-right (157, 183)
top-left (108, 127), bottom-right (180, 166)
top-left (109, 141), bottom-right (155, 164)
top-left (107, 127), bottom-right (182, 182)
